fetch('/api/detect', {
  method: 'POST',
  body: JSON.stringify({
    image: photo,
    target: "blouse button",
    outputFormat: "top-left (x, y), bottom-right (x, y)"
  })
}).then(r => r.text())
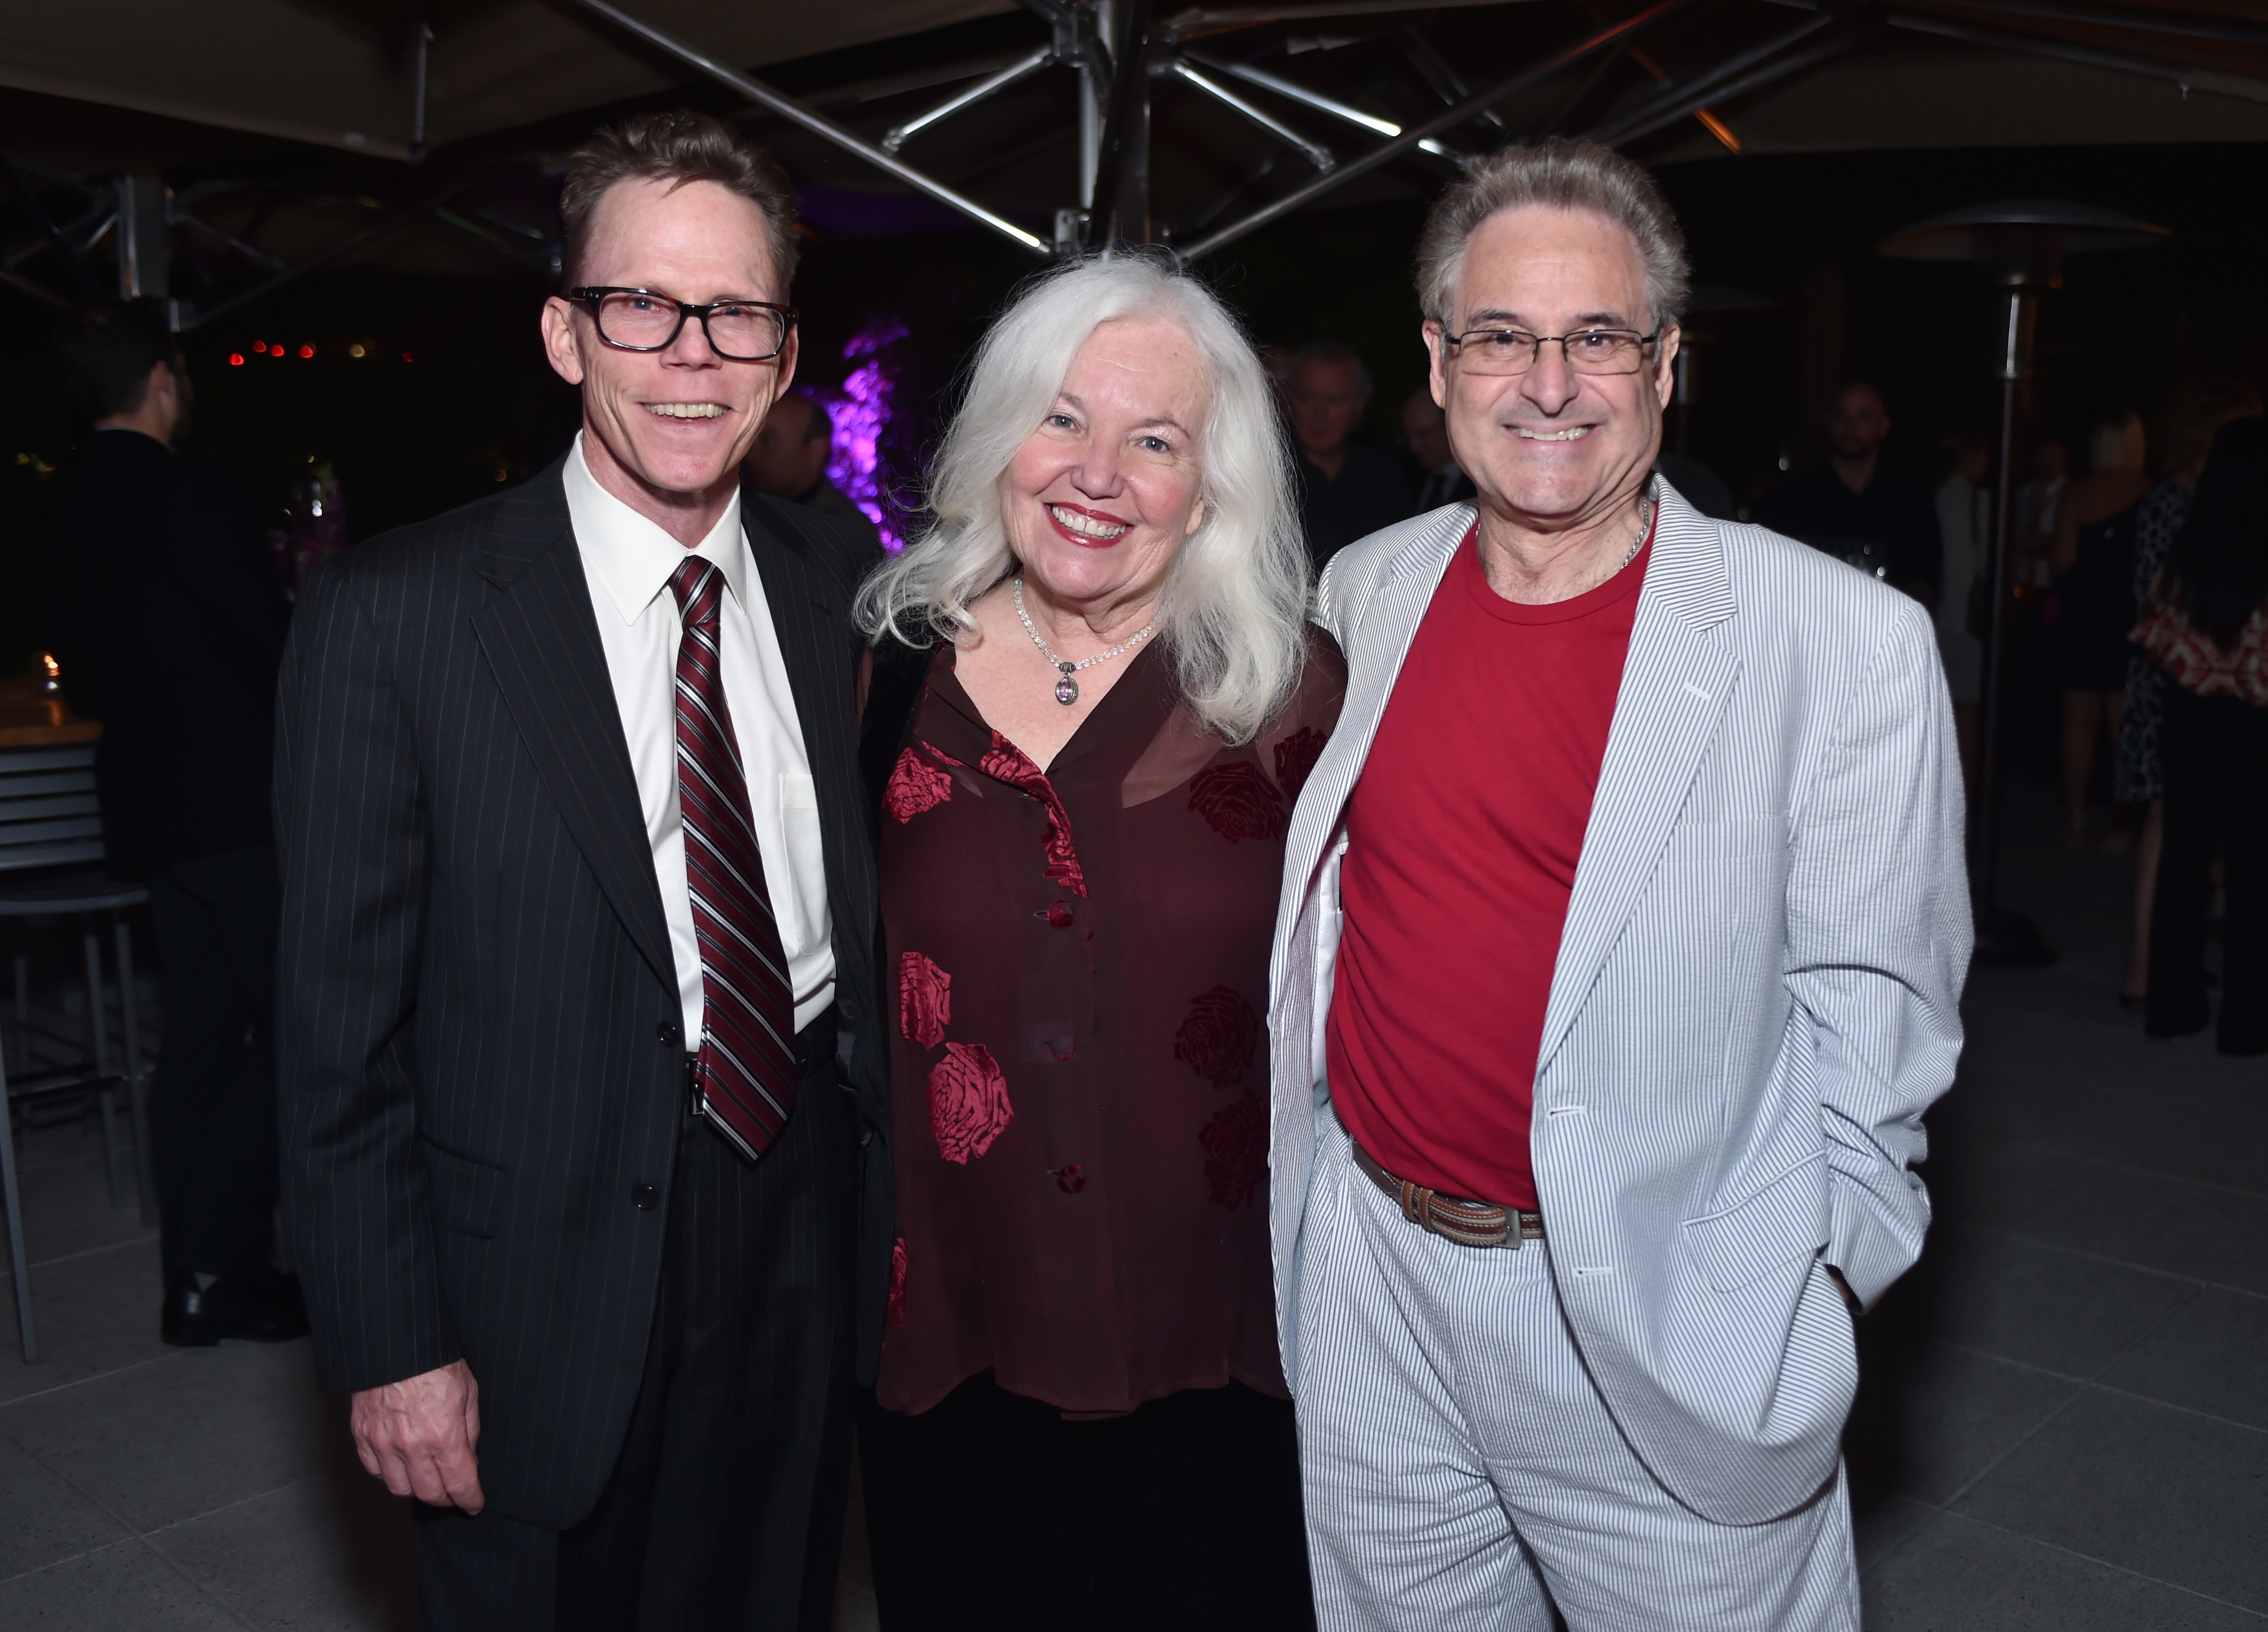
top-left (1054, 1164), bottom-right (1087, 1194)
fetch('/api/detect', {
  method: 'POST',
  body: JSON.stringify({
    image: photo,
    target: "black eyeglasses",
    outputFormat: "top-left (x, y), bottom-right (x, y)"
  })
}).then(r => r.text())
top-left (565, 287), bottom-right (797, 362)
top-left (1437, 325), bottom-right (1662, 378)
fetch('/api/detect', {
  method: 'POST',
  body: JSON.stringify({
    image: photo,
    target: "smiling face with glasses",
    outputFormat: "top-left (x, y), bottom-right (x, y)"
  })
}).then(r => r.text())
top-left (540, 175), bottom-right (799, 545)
top-left (1422, 205), bottom-right (1679, 603)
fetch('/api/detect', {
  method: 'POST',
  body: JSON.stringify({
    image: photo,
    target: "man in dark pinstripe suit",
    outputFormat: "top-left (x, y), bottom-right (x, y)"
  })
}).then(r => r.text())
top-left (275, 112), bottom-right (888, 1629)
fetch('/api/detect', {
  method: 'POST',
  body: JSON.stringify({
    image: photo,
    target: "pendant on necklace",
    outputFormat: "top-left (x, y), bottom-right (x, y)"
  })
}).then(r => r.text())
top-left (1054, 664), bottom-right (1079, 706)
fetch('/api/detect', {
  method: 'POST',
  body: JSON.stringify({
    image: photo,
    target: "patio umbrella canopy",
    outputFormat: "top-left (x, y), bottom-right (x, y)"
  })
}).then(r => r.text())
top-left (1, 0), bottom-right (2264, 321)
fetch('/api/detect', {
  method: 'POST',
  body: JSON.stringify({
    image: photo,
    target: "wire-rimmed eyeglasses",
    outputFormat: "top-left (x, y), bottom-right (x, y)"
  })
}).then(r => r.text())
top-left (1436, 325), bottom-right (1662, 378)
top-left (565, 287), bottom-right (797, 362)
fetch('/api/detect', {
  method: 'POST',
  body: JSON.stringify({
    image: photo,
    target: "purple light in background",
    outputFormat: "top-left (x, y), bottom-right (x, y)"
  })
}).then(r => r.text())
top-left (824, 320), bottom-right (909, 550)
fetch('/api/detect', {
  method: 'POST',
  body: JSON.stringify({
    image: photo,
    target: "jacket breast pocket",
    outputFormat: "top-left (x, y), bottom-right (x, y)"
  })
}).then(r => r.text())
top-left (1682, 1152), bottom-right (1827, 1293)
top-left (420, 1136), bottom-right (506, 1240)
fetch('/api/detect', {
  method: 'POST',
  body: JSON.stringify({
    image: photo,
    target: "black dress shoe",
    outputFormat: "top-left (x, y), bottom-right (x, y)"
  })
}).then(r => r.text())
top-left (161, 1263), bottom-right (311, 1347)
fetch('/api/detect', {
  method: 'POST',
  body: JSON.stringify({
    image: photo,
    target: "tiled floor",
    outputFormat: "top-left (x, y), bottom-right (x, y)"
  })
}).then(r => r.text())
top-left (2, 783), bottom-right (2261, 1628)
top-left (1848, 794), bottom-right (2268, 1629)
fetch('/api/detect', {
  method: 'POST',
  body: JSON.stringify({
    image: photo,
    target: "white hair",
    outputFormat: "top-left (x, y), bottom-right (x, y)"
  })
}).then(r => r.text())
top-left (855, 251), bottom-right (1310, 745)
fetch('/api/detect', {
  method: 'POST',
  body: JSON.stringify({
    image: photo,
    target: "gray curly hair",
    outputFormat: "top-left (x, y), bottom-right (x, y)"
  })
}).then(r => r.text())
top-left (1414, 138), bottom-right (1690, 335)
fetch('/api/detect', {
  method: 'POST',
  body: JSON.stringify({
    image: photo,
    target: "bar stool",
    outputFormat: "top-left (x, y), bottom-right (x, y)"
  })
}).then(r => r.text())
top-left (0, 744), bottom-right (154, 1363)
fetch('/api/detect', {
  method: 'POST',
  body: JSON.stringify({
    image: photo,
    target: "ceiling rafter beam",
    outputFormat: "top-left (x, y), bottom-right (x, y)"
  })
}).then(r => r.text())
top-left (1583, 8), bottom-right (1844, 144)
top-left (883, 45), bottom-right (1056, 154)
top-left (181, 170), bottom-right (497, 331)
top-left (1884, 7), bottom-right (2268, 102)
top-left (0, 155), bottom-right (106, 298)
top-left (559, 0), bottom-right (1048, 254)
top-left (1914, 0), bottom-right (2268, 48)
top-left (1170, 60), bottom-right (1338, 170)
top-left (1177, 0), bottom-right (1700, 261)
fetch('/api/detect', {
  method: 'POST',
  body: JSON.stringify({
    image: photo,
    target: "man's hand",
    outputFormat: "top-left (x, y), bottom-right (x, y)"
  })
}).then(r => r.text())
top-left (350, 1359), bottom-right (485, 1512)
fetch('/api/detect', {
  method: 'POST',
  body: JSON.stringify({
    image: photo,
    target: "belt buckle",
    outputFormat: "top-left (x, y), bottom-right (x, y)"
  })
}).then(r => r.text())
top-left (1410, 1183), bottom-right (1517, 1250)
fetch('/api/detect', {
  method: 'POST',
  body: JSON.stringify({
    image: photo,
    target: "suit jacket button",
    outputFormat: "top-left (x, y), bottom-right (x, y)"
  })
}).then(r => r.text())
top-left (631, 1183), bottom-right (660, 1211)
top-left (656, 1022), bottom-right (681, 1048)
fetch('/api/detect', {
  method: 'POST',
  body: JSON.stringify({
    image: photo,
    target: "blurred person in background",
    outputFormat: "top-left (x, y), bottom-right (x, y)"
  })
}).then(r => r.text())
top-left (2015, 438), bottom-right (2072, 583)
top-left (1755, 380), bottom-right (1940, 601)
top-left (2114, 384), bottom-right (2262, 1008)
top-left (2051, 408), bottom-right (2152, 850)
top-left (744, 389), bottom-right (884, 557)
top-left (30, 300), bottom-right (302, 1349)
top-left (2134, 418), bottom-right (2268, 1055)
top-left (1935, 429), bottom-right (1993, 790)
top-left (1651, 449), bottom-right (1735, 521)
top-left (1289, 340), bottom-right (1411, 574)
top-left (854, 253), bottom-right (1336, 1631)
top-left (1403, 384), bottom-right (1475, 512)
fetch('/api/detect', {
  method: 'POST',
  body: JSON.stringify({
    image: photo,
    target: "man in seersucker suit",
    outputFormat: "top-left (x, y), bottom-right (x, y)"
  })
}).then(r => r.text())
top-left (1267, 140), bottom-right (1969, 1631)
top-left (276, 112), bottom-right (889, 1629)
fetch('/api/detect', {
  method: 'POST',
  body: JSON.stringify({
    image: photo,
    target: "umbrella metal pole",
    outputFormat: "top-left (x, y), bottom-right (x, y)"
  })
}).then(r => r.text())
top-left (1975, 286), bottom-right (2021, 910)
top-left (1971, 286), bottom-right (2054, 965)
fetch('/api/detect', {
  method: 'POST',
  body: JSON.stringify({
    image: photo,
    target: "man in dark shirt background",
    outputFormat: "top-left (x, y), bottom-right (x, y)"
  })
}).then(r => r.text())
top-left (1290, 341), bottom-right (1411, 573)
top-left (31, 301), bottom-right (303, 1347)
top-left (1756, 380), bottom-right (1942, 603)
top-left (743, 390), bottom-right (885, 558)
top-left (1402, 385), bottom-right (1476, 513)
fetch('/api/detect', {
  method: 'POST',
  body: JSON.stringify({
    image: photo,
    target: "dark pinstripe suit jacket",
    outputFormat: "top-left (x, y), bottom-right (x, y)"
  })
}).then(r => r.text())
top-left (275, 458), bottom-right (889, 1526)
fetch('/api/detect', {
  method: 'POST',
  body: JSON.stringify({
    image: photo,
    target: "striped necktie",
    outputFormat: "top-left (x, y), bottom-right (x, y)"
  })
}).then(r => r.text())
top-left (668, 556), bottom-right (796, 1160)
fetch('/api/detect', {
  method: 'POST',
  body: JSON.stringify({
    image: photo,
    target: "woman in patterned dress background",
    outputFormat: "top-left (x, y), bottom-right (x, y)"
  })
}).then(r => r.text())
top-left (2113, 382), bottom-right (2261, 1009)
top-left (851, 253), bottom-right (1341, 1630)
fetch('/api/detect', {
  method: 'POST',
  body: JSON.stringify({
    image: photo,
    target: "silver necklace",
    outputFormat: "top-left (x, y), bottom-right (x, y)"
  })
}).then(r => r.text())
top-left (1591, 499), bottom-right (1653, 593)
top-left (1012, 578), bottom-right (1159, 706)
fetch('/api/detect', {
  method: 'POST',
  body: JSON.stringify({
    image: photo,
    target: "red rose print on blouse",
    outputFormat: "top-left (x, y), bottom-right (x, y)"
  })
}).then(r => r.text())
top-left (929, 1041), bottom-right (1013, 1164)
top-left (1200, 1091), bottom-right (1267, 1210)
top-left (887, 1237), bottom-right (908, 1330)
top-left (978, 732), bottom-right (1088, 897)
top-left (1188, 761), bottom-right (1288, 844)
top-left (1273, 727), bottom-right (1327, 805)
top-left (1174, 987), bottom-right (1260, 1087)
top-left (898, 950), bottom-right (951, 1049)
top-left (884, 745), bottom-right (953, 823)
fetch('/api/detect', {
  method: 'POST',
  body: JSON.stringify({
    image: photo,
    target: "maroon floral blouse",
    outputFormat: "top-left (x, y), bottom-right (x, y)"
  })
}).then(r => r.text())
top-left (875, 632), bottom-right (1345, 1417)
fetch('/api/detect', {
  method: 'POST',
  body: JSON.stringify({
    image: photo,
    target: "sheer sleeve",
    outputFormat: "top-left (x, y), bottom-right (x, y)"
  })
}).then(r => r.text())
top-left (1256, 626), bottom-right (1346, 804)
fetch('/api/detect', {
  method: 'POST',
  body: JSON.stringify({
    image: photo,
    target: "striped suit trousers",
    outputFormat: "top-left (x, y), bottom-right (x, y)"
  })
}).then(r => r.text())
top-left (1295, 1118), bottom-right (1860, 1632)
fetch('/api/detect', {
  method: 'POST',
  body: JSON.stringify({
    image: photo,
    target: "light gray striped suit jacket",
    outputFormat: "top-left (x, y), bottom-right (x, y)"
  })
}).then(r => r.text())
top-left (1267, 482), bottom-right (1971, 1527)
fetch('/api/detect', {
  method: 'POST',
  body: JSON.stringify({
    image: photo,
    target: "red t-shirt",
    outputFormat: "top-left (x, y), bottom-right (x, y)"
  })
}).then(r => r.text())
top-left (1328, 524), bottom-right (1650, 1211)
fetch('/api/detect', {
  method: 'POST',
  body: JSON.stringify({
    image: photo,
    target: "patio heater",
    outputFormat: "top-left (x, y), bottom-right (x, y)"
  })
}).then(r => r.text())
top-left (1879, 201), bottom-right (2167, 968)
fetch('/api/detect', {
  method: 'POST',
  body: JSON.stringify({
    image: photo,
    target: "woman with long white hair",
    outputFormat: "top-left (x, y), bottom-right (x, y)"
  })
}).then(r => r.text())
top-left (854, 252), bottom-right (1339, 1629)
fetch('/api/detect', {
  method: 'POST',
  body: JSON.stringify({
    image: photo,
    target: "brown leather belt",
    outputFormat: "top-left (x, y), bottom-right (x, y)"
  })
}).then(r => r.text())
top-left (1350, 1136), bottom-right (1545, 1251)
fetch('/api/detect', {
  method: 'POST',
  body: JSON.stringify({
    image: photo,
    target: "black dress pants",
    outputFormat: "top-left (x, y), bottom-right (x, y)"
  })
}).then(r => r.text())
top-left (144, 841), bottom-right (281, 1278)
top-left (2147, 686), bottom-right (2268, 1054)
top-left (413, 1073), bottom-right (858, 1631)
top-left (860, 1371), bottom-right (1315, 1632)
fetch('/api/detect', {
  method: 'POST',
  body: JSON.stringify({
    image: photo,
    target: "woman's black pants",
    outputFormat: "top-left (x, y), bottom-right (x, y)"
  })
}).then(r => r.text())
top-left (2146, 686), bottom-right (2268, 1054)
top-left (860, 1372), bottom-right (1315, 1632)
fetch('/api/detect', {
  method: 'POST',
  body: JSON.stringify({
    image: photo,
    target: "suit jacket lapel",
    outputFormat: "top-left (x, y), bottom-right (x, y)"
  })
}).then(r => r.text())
top-left (471, 462), bottom-right (677, 996)
top-left (1285, 507), bottom-right (1471, 895)
top-left (1536, 491), bottom-right (1741, 1074)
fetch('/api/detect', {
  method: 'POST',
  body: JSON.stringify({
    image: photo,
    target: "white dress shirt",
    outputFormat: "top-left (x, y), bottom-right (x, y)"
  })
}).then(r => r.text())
top-left (564, 433), bottom-right (835, 1038)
